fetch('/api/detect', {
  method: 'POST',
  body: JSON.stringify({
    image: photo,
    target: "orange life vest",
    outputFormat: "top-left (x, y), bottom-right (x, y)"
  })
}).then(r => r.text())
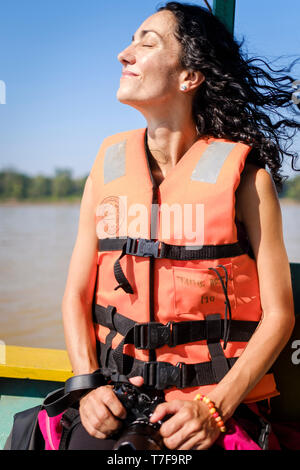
top-left (89, 128), bottom-right (279, 404)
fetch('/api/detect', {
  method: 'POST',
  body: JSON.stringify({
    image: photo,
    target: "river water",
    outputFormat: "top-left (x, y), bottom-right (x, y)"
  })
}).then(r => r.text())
top-left (0, 201), bottom-right (299, 349)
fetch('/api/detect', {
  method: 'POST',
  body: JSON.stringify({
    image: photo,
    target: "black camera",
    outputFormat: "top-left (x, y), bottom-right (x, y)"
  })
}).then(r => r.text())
top-left (112, 382), bottom-right (167, 451)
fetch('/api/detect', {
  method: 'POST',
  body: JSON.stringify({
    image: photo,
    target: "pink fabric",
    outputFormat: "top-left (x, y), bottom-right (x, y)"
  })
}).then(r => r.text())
top-left (37, 406), bottom-right (300, 451)
top-left (38, 410), bottom-right (64, 450)
top-left (215, 416), bottom-right (282, 450)
top-left (215, 418), bottom-right (263, 450)
top-left (215, 403), bottom-right (300, 450)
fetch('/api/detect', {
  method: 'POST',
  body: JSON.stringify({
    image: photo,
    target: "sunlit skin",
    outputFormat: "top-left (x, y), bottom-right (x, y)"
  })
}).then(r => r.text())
top-left (62, 10), bottom-right (295, 450)
top-left (117, 12), bottom-right (184, 109)
top-left (117, 11), bottom-right (204, 180)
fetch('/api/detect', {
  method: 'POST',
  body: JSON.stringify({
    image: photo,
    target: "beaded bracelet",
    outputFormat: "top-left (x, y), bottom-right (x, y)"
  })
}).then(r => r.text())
top-left (194, 394), bottom-right (226, 433)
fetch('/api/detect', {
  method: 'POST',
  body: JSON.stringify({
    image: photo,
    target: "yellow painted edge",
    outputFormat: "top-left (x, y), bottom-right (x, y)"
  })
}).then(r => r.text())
top-left (0, 345), bottom-right (73, 382)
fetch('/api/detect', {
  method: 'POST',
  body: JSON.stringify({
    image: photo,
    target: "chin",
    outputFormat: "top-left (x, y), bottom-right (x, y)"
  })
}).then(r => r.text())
top-left (117, 88), bottom-right (129, 102)
top-left (117, 90), bottom-right (139, 106)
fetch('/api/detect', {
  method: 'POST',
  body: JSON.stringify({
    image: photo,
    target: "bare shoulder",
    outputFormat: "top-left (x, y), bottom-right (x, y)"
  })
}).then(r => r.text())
top-left (235, 166), bottom-right (293, 321)
top-left (235, 163), bottom-right (280, 224)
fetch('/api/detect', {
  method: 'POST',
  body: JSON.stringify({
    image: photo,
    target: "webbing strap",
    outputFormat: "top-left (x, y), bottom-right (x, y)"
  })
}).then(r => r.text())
top-left (97, 344), bottom-right (239, 389)
top-left (93, 304), bottom-right (259, 348)
top-left (99, 237), bottom-right (246, 259)
top-left (99, 305), bottom-right (118, 369)
top-left (206, 314), bottom-right (230, 382)
top-left (58, 408), bottom-right (82, 451)
top-left (42, 370), bottom-right (107, 417)
top-left (99, 237), bottom-right (246, 294)
top-left (113, 242), bottom-right (134, 294)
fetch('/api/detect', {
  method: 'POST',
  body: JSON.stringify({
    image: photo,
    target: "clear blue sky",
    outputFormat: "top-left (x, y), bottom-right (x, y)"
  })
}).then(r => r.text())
top-left (0, 0), bottom-right (299, 179)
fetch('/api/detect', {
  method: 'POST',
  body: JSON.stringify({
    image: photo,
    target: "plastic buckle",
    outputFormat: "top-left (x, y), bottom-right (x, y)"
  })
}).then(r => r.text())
top-left (126, 238), bottom-right (160, 258)
top-left (143, 361), bottom-right (182, 389)
top-left (134, 322), bottom-right (173, 349)
top-left (137, 239), bottom-right (160, 257)
top-left (175, 362), bottom-right (187, 388)
top-left (125, 237), bottom-right (138, 255)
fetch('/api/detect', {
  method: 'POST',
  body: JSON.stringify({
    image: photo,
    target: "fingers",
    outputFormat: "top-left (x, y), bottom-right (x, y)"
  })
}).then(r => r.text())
top-left (176, 422), bottom-right (221, 451)
top-left (150, 399), bottom-right (220, 450)
top-left (100, 386), bottom-right (127, 419)
top-left (80, 401), bottom-right (120, 439)
top-left (79, 386), bottom-right (127, 439)
top-left (176, 430), bottom-right (215, 451)
top-left (161, 417), bottom-right (219, 450)
top-left (159, 406), bottom-right (202, 446)
top-left (150, 400), bottom-right (183, 423)
top-left (128, 376), bottom-right (144, 387)
top-left (163, 423), bottom-right (203, 450)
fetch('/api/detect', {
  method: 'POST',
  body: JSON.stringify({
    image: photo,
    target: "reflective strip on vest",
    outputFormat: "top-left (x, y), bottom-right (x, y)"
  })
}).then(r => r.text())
top-left (103, 140), bottom-right (126, 184)
top-left (191, 141), bottom-right (236, 183)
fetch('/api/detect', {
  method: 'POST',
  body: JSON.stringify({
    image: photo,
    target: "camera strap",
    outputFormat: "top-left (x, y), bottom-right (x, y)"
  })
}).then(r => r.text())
top-left (42, 369), bottom-right (108, 417)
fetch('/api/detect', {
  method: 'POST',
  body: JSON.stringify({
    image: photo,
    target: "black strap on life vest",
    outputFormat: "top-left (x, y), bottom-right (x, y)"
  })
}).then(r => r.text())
top-left (99, 305), bottom-right (118, 370)
top-left (93, 304), bottom-right (258, 348)
top-left (93, 304), bottom-right (259, 389)
top-left (98, 349), bottom-right (240, 390)
top-left (98, 237), bottom-right (246, 295)
top-left (205, 313), bottom-right (230, 382)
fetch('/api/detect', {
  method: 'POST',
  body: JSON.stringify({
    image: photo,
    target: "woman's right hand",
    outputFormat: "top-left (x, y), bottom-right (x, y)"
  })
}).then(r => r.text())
top-left (79, 385), bottom-right (127, 439)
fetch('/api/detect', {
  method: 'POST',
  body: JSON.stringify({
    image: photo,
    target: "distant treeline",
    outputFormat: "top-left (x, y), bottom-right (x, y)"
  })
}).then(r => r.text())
top-left (0, 168), bottom-right (300, 201)
top-left (280, 174), bottom-right (300, 201)
top-left (0, 169), bottom-right (87, 201)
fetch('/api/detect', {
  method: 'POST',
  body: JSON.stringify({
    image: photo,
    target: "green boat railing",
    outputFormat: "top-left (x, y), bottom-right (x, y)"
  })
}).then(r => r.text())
top-left (213, 0), bottom-right (236, 35)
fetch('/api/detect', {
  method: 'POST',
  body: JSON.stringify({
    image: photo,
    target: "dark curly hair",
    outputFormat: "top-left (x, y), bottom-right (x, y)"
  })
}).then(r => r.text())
top-left (158, 2), bottom-right (300, 192)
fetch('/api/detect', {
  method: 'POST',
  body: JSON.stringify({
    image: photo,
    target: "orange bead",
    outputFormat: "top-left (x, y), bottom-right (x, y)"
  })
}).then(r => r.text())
top-left (194, 393), bottom-right (226, 433)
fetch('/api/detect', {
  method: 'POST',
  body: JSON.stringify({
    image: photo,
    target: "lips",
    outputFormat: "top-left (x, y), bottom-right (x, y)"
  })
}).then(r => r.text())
top-left (121, 70), bottom-right (139, 78)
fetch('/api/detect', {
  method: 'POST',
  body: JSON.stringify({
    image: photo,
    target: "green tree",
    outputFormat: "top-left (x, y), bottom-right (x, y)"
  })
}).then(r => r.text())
top-left (0, 169), bottom-right (30, 199)
top-left (284, 175), bottom-right (300, 201)
top-left (27, 175), bottom-right (52, 199)
top-left (73, 175), bottom-right (88, 197)
top-left (52, 168), bottom-right (74, 198)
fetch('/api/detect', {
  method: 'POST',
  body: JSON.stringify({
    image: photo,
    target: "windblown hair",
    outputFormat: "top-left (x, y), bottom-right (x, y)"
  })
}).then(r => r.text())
top-left (158, 2), bottom-right (300, 192)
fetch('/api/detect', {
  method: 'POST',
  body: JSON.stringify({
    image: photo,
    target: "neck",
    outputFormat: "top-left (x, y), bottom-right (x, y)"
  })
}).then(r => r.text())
top-left (146, 118), bottom-right (199, 168)
top-left (133, 94), bottom-right (200, 168)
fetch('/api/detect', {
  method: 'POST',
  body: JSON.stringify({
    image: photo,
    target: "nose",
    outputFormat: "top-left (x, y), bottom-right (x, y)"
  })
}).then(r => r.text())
top-left (117, 44), bottom-right (136, 66)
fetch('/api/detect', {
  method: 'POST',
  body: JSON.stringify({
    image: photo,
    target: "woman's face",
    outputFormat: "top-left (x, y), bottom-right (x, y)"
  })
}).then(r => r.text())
top-left (117, 10), bottom-right (184, 109)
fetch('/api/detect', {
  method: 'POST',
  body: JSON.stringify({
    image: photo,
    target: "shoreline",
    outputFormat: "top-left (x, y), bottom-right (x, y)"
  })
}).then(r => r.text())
top-left (279, 198), bottom-right (300, 206)
top-left (0, 199), bottom-right (81, 206)
top-left (0, 197), bottom-right (299, 207)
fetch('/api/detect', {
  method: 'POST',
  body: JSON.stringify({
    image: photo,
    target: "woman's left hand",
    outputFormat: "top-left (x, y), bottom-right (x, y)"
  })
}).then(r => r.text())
top-left (149, 399), bottom-right (221, 450)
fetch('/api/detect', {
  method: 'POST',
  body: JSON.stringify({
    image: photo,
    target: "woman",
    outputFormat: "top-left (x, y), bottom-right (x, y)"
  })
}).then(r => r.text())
top-left (61, 2), bottom-right (299, 450)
